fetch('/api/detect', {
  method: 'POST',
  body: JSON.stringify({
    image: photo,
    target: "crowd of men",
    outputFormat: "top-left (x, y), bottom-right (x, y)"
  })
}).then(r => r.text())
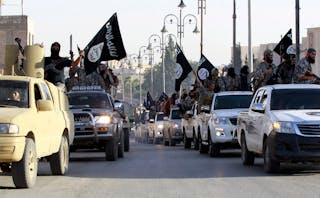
top-left (146, 47), bottom-right (317, 118)
top-left (44, 41), bottom-right (318, 120)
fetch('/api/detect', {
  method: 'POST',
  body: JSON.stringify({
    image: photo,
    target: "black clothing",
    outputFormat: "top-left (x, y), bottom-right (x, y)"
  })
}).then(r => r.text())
top-left (44, 57), bottom-right (72, 84)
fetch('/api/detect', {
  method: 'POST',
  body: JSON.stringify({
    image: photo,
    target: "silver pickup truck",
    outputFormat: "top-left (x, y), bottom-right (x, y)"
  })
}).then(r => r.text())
top-left (67, 86), bottom-right (124, 161)
top-left (237, 84), bottom-right (320, 173)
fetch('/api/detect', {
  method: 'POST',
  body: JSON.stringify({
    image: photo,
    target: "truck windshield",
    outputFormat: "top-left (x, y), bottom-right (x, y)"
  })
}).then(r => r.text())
top-left (156, 114), bottom-right (164, 121)
top-left (271, 89), bottom-right (320, 110)
top-left (0, 80), bottom-right (29, 108)
top-left (68, 93), bottom-right (112, 109)
top-left (171, 110), bottom-right (181, 119)
top-left (214, 95), bottom-right (252, 110)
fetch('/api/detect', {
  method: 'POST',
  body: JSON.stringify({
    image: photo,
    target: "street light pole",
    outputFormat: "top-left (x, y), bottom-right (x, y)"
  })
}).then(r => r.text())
top-left (162, 1), bottom-right (199, 51)
top-left (198, 0), bottom-right (206, 55)
top-left (160, 29), bottom-right (166, 93)
top-left (138, 46), bottom-right (148, 106)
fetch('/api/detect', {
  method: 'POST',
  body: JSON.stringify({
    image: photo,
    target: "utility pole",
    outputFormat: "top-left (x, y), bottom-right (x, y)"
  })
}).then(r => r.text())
top-left (233, 0), bottom-right (238, 74)
top-left (198, 0), bottom-right (206, 55)
top-left (248, 0), bottom-right (253, 72)
top-left (295, 0), bottom-right (300, 61)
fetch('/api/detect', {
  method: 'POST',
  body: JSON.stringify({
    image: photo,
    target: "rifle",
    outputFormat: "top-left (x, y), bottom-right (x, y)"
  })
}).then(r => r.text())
top-left (69, 34), bottom-right (74, 61)
top-left (14, 37), bottom-right (26, 74)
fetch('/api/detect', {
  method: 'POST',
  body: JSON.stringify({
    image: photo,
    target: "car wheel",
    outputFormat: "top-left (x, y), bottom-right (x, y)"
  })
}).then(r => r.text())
top-left (199, 135), bottom-right (208, 154)
top-left (124, 128), bottom-right (130, 152)
top-left (193, 132), bottom-right (199, 150)
top-left (264, 139), bottom-right (280, 173)
top-left (184, 134), bottom-right (191, 149)
top-left (118, 132), bottom-right (124, 158)
top-left (209, 138), bottom-right (220, 157)
top-left (12, 138), bottom-right (38, 188)
top-left (49, 135), bottom-right (69, 175)
top-left (105, 138), bottom-right (118, 161)
top-left (241, 133), bottom-right (255, 166)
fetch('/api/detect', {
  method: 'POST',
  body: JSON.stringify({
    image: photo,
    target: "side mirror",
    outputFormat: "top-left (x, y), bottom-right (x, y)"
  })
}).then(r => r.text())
top-left (37, 100), bottom-right (53, 111)
top-left (149, 119), bottom-right (155, 123)
top-left (200, 105), bottom-right (210, 113)
top-left (251, 103), bottom-right (265, 113)
top-left (114, 101), bottom-right (124, 111)
top-left (186, 110), bottom-right (193, 116)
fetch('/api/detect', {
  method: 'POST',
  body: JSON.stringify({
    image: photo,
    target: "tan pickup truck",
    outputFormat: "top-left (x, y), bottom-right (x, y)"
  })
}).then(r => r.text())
top-left (0, 75), bottom-right (74, 188)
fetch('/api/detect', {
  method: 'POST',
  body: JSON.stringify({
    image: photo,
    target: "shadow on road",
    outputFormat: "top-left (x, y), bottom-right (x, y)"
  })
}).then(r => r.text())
top-left (36, 141), bottom-right (320, 180)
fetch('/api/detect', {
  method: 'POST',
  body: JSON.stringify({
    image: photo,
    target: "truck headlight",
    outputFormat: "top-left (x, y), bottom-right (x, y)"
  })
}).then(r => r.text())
top-left (214, 117), bottom-right (229, 125)
top-left (0, 124), bottom-right (19, 134)
top-left (95, 116), bottom-right (112, 124)
top-left (273, 122), bottom-right (295, 134)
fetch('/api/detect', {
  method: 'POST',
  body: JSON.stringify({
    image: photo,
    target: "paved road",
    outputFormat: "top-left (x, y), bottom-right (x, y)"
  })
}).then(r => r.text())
top-left (1, 140), bottom-right (320, 198)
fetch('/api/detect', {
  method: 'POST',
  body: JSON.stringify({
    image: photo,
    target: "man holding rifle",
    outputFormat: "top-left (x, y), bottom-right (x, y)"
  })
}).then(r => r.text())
top-left (294, 48), bottom-right (319, 84)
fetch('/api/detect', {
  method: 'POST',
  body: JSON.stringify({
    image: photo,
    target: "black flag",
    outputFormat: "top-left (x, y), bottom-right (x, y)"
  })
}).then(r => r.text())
top-left (273, 29), bottom-right (293, 59)
top-left (84, 13), bottom-right (127, 74)
top-left (197, 54), bottom-right (215, 83)
top-left (144, 91), bottom-right (154, 110)
top-left (158, 92), bottom-right (169, 101)
top-left (175, 45), bottom-right (193, 92)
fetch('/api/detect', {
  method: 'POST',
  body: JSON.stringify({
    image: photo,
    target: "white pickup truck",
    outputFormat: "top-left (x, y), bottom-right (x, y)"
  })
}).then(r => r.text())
top-left (204, 91), bottom-right (252, 156)
top-left (237, 84), bottom-right (320, 173)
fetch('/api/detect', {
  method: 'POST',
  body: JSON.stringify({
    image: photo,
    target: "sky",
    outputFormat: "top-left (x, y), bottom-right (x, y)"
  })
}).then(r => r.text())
top-left (1, 0), bottom-right (320, 66)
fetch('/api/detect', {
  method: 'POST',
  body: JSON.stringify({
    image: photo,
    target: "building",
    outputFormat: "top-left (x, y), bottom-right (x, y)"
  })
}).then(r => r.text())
top-left (0, 15), bottom-right (34, 73)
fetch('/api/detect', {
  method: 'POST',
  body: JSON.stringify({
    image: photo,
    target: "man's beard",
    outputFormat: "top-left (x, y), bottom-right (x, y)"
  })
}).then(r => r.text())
top-left (308, 56), bottom-right (315, 64)
top-left (266, 58), bottom-right (273, 64)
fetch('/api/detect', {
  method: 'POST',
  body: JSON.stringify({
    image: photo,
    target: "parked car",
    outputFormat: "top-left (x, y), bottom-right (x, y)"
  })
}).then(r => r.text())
top-left (238, 84), bottom-right (320, 173)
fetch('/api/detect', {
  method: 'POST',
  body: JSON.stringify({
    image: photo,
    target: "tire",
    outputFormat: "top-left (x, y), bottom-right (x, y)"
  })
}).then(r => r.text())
top-left (241, 133), bottom-right (255, 166)
top-left (264, 139), bottom-right (280, 173)
top-left (193, 132), bottom-right (199, 150)
top-left (12, 138), bottom-right (38, 188)
top-left (199, 135), bottom-right (208, 154)
top-left (209, 137), bottom-right (220, 157)
top-left (169, 137), bottom-right (176, 146)
top-left (184, 134), bottom-right (191, 149)
top-left (118, 132), bottom-right (124, 158)
top-left (124, 128), bottom-right (130, 152)
top-left (105, 138), bottom-right (118, 161)
top-left (49, 135), bottom-right (69, 175)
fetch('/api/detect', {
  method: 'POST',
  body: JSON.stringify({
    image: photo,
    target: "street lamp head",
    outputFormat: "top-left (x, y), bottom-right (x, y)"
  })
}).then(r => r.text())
top-left (178, 0), bottom-right (186, 9)
top-left (161, 25), bottom-right (168, 33)
top-left (193, 25), bottom-right (200, 34)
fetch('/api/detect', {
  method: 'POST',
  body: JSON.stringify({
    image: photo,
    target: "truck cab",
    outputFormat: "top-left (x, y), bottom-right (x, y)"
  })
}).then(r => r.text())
top-left (163, 107), bottom-right (183, 146)
top-left (0, 75), bottom-right (74, 188)
top-left (238, 84), bottom-right (320, 173)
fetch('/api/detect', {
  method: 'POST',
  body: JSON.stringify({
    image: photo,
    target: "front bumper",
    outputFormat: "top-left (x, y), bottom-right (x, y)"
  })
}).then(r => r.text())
top-left (170, 128), bottom-right (183, 140)
top-left (0, 136), bottom-right (25, 162)
top-left (73, 123), bottom-right (114, 147)
top-left (211, 124), bottom-right (237, 144)
top-left (269, 131), bottom-right (320, 162)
